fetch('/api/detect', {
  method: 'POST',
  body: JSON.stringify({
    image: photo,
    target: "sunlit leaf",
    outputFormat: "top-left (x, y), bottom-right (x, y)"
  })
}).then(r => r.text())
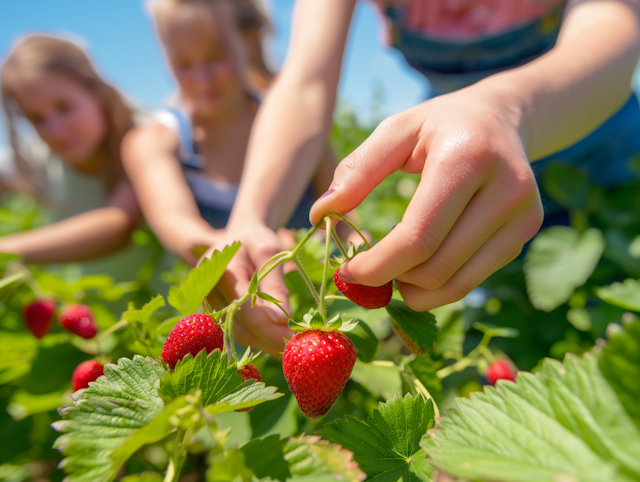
top-left (386, 300), bottom-right (439, 354)
top-left (53, 355), bottom-right (169, 482)
top-left (524, 226), bottom-right (604, 311)
top-left (426, 354), bottom-right (640, 482)
top-left (599, 320), bottom-right (640, 430)
top-left (596, 278), bottom-right (640, 312)
top-left (158, 349), bottom-right (282, 411)
top-left (167, 243), bottom-right (240, 315)
top-left (322, 394), bottom-right (436, 481)
top-left (122, 296), bottom-right (165, 324)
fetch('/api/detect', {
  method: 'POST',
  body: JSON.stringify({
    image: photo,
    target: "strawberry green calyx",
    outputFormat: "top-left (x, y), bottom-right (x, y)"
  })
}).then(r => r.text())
top-left (288, 309), bottom-right (359, 333)
top-left (235, 345), bottom-right (261, 369)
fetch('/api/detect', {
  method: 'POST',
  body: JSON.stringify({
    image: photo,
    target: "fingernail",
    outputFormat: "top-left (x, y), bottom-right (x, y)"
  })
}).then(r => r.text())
top-left (319, 188), bottom-right (335, 200)
top-left (338, 263), bottom-right (359, 284)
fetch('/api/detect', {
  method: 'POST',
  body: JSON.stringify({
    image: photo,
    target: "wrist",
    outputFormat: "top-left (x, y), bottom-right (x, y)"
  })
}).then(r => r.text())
top-left (469, 74), bottom-right (533, 153)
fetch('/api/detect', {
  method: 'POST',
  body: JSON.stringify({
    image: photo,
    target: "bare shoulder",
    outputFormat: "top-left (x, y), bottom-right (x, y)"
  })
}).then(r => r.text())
top-left (121, 122), bottom-right (180, 165)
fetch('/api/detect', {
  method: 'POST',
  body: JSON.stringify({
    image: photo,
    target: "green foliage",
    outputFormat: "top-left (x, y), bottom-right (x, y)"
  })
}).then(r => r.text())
top-left (599, 321), bottom-right (640, 430)
top-left (167, 243), bottom-right (240, 315)
top-left (229, 434), bottom-right (366, 482)
top-left (322, 394), bottom-right (436, 481)
top-left (53, 356), bottom-right (167, 482)
top-left (385, 300), bottom-right (439, 354)
top-left (427, 329), bottom-right (640, 482)
top-left (524, 226), bottom-right (605, 311)
top-left (596, 278), bottom-right (640, 312)
top-left (344, 320), bottom-right (380, 363)
top-left (158, 349), bottom-right (282, 412)
top-left (542, 163), bottom-right (590, 210)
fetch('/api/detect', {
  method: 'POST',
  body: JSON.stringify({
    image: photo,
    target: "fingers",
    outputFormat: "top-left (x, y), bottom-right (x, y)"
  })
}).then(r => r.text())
top-left (233, 313), bottom-right (291, 360)
top-left (310, 113), bottom-right (421, 225)
top-left (338, 149), bottom-right (488, 287)
top-left (397, 211), bottom-right (542, 311)
top-left (394, 175), bottom-right (538, 289)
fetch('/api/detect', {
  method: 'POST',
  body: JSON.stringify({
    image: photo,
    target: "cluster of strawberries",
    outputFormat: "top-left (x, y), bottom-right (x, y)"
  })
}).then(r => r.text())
top-left (23, 299), bottom-right (104, 392)
top-left (22, 266), bottom-right (516, 418)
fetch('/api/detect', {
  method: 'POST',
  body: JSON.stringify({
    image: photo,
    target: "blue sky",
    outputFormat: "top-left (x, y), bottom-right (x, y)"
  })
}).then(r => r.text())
top-left (0, 0), bottom-right (428, 147)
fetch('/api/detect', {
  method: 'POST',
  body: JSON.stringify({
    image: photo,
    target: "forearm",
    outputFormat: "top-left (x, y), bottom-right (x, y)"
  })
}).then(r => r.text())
top-left (230, 77), bottom-right (336, 229)
top-left (148, 210), bottom-right (220, 264)
top-left (478, 0), bottom-right (640, 160)
top-left (0, 207), bottom-right (136, 263)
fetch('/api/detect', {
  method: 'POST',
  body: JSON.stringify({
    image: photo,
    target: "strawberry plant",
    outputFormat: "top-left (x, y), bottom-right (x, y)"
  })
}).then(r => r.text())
top-left (1, 113), bottom-right (640, 481)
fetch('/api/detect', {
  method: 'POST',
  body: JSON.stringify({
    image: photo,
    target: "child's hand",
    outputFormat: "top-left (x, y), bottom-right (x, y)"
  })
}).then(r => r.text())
top-left (311, 86), bottom-right (544, 311)
top-left (202, 224), bottom-right (292, 359)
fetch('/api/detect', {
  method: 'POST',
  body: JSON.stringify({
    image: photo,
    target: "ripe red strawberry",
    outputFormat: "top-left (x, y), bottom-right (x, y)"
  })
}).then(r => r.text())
top-left (283, 329), bottom-right (356, 420)
top-left (334, 268), bottom-right (392, 309)
top-left (23, 299), bottom-right (56, 339)
top-left (161, 313), bottom-right (224, 369)
top-left (235, 363), bottom-right (261, 412)
top-left (72, 360), bottom-right (104, 392)
top-left (486, 360), bottom-right (517, 385)
top-left (391, 319), bottom-right (425, 355)
top-left (58, 304), bottom-right (98, 339)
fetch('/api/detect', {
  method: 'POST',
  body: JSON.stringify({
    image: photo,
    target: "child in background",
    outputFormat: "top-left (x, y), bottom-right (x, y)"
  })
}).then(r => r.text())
top-left (0, 35), bottom-right (141, 265)
top-left (122, 0), bottom-right (341, 268)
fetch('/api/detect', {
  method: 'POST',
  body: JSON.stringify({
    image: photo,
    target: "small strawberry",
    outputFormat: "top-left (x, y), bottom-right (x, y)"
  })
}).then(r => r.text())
top-left (23, 299), bottom-right (56, 339)
top-left (391, 319), bottom-right (425, 355)
top-left (283, 329), bottom-right (356, 420)
top-left (235, 363), bottom-right (261, 412)
top-left (161, 313), bottom-right (224, 369)
top-left (58, 304), bottom-right (98, 339)
top-left (334, 268), bottom-right (392, 309)
top-left (485, 359), bottom-right (517, 385)
top-left (72, 360), bottom-right (104, 392)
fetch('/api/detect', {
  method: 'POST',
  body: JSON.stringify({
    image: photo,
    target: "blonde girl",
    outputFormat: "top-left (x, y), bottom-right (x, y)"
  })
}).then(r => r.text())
top-left (0, 35), bottom-right (141, 263)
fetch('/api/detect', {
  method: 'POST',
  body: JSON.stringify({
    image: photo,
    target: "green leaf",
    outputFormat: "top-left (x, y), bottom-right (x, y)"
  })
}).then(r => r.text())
top-left (426, 354), bottom-right (640, 482)
top-left (542, 163), bottom-right (590, 210)
top-left (385, 300), bottom-right (439, 354)
top-left (158, 349), bottom-right (282, 412)
top-left (596, 278), bottom-right (640, 312)
top-left (524, 226), bottom-right (605, 311)
top-left (53, 355), bottom-right (170, 482)
top-left (343, 320), bottom-right (379, 363)
top-left (0, 271), bottom-right (26, 291)
top-left (168, 243), bottom-right (240, 315)
top-left (239, 434), bottom-right (365, 482)
top-left (122, 296), bottom-right (165, 324)
top-left (248, 271), bottom-right (258, 295)
top-left (408, 356), bottom-right (442, 406)
top-left (599, 320), bottom-right (640, 430)
top-left (322, 394), bottom-right (436, 482)
top-left (256, 291), bottom-right (281, 304)
top-left (0, 332), bottom-right (37, 384)
top-left (121, 473), bottom-right (163, 482)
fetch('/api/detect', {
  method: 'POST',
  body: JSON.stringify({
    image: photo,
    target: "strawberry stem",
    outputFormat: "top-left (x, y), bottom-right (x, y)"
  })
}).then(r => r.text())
top-left (326, 212), bottom-right (370, 250)
top-left (331, 227), bottom-right (349, 258)
top-left (318, 216), bottom-right (332, 324)
top-left (292, 257), bottom-right (321, 304)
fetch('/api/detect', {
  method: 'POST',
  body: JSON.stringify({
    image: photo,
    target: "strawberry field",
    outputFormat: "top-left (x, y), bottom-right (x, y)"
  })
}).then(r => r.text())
top-left (1, 111), bottom-right (640, 482)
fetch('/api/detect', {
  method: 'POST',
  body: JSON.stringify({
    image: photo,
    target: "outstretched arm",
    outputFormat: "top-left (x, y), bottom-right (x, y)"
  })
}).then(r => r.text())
top-left (122, 123), bottom-right (221, 266)
top-left (0, 178), bottom-right (141, 263)
top-left (311, 0), bottom-right (640, 311)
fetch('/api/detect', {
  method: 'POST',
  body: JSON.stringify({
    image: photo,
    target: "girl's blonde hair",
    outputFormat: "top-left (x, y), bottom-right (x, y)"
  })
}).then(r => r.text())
top-left (149, 0), bottom-right (274, 92)
top-left (0, 34), bottom-right (134, 197)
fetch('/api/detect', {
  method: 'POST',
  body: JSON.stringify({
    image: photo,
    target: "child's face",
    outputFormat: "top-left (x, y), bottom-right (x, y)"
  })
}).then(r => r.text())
top-left (11, 73), bottom-right (107, 171)
top-left (158, 5), bottom-right (248, 118)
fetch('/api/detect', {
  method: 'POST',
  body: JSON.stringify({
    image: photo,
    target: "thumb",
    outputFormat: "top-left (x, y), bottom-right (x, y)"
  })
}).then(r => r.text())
top-left (310, 113), bottom-right (420, 225)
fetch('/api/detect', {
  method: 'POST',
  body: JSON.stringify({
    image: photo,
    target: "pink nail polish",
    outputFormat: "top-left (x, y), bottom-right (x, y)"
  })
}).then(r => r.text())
top-left (319, 188), bottom-right (335, 200)
top-left (338, 264), bottom-right (359, 284)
